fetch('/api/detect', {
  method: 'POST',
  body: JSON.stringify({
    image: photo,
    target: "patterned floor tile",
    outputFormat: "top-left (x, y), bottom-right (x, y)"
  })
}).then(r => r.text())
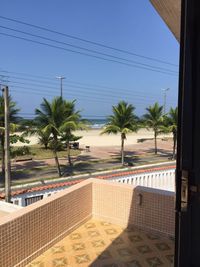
top-left (84, 222), bottom-right (96, 229)
top-left (100, 221), bottom-right (112, 226)
top-left (155, 242), bottom-right (171, 251)
top-left (111, 237), bottom-right (125, 245)
top-left (92, 239), bottom-right (106, 248)
top-left (129, 235), bottom-right (143, 243)
top-left (117, 248), bottom-right (133, 257)
top-left (126, 259), bottom-right (143, 267)
top-left (146, 233), bottom-right (160, 240)
top-left (51, 246), bottom-right (65, 254)
top-left (101, 263), bottom-right (123, 267)
top-left (69, 232), bottom-right (82, 240)
top-left (105, 228), bottom-right (118, 235)
top-left (52, 257), bottom-right (68, 267)
top-left (88, 230), bottom-right (101, 237)
top-left (96, 250), bottom-right (113, 260)
top-left (26, 262), bottom-right (44, 267)
top-left (75, 254), bottom-right (90, 264)
top-left (26, 219), bottom-right (174, 267)
top-left (166, 254), bottom-right (174, 264)
top-left (146, 256), bottom-right (163, 266)
top-left (72, 242), bottom-right (86, 251)
top-left (136, 245), bottom-right (152, 254)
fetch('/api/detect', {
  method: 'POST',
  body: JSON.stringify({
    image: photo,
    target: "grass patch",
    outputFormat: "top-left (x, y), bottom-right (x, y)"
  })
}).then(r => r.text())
top-left (11, 144), bottom-right (81, 160)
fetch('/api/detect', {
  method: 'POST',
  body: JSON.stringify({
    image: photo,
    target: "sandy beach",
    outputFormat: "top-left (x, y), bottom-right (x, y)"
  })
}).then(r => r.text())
top-left (13, 129), bottom-right (172, 148)
top-left (75, 129), bottom-right (172, 148)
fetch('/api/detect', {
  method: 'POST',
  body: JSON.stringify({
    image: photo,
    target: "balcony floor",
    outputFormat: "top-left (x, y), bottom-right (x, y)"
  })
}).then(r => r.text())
top-left (27, 219), bottom-right (174, 267)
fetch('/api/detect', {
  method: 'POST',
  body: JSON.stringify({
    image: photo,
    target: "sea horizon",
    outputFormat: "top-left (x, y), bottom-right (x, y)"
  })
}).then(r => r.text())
top-left (85, 118), bottom-right (107, 129)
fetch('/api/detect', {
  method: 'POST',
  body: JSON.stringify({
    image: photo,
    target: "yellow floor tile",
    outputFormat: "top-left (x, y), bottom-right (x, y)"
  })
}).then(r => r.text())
top-left (26, 219), bottom-right (174, 267)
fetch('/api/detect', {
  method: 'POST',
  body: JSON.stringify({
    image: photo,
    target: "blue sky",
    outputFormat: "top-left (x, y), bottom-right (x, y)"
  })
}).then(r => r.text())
top-left (0, 0), bottom-right (179, 118)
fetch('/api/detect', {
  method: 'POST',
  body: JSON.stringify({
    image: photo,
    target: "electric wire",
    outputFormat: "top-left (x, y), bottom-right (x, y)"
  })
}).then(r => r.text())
top-left (0, 32), bottom-right (178, 76)
top-left (9, 86), bottom-right (162, 105)
top-left (0, 70), bottom-right (176, 98)
top-left (0, 15), bottom-right (178, 67)
top-left (5, 77), bottom-right (164, 100)
top-left (0, 25), bottom-right (178, 74)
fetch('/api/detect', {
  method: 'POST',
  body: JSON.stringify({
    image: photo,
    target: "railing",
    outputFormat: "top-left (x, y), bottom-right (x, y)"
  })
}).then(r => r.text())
top-left (111, 168), bottom-right (175, 192)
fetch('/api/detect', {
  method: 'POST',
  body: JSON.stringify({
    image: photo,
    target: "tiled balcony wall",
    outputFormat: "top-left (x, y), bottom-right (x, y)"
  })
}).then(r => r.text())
top-left (0, 178), bottom-right (175, 267)
top-left (93, 180), bottom-right (175, 237)
top-left (0, 182), bottom-right (92, 267)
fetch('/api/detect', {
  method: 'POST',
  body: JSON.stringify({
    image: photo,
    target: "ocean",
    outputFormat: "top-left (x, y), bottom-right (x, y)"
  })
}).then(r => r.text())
top-left (86, 118), bottom-right (107, 129)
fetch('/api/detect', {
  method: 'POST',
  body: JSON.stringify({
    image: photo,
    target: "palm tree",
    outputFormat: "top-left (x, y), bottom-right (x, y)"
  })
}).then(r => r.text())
top-left (164, 107), bottom-right (178, 159)
top-left (0, 95), bottom-right (20, 181)
top-left (21, 119), bottom-right (51, 149)
top-left (143, 102), bottom-right (164, 154)
top-left (59, 100), bottom-right (87, 166)
top-left (35, 97), bottom-right (86, 174)
top-left (38, 129), bottom-right (51, 150)
top-left (35, 97), bottom-right (66, 177)
top-left (101, 101), bottom-right (138, 165)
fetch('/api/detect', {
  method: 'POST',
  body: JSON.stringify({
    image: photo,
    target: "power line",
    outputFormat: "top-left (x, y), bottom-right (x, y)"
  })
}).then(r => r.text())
top-left (0, 69), bottom-right (177, 106)
top-left (9, 85), bottom-right (162, 105)
top-left (9, 87), bottom-right (176, 109)
top-left (5, 77), bottom-right (163, 100)
top-left (7, 80), bottom-right (177, 106)
top-left (0, 70), bottom-right (176, 98)
top-left (0, 69), bottom-right (178, 97)
top-left (2, 76), bottom-right (177, 105)
top-left (0, 73), bottom-right (159, 98)
top-left (0, 25), bottom-right (178, 74)
top-left (10, 85), bottom-right (168, 106)
top-left (0, 70), bottom-right (55, 82)
top-left (0, 69), bottom-right (174, 97)
top-left (0, 15), bottom-right (178, 67)
top-left (0, 32), bottom-right (178, 76)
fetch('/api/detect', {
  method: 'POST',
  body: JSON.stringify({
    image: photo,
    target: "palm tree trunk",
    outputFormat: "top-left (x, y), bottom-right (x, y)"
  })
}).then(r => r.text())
top-left (67, 141), bottom-right (72, 166)
top-left (121, 134), bottom-right (125, 166)
top-left (154, 131), bottom-right (157, 154)
top-left (53, 149), bottom-right (61, 177)
top-left (52, 135), bottom-right (61, 177)
top-left (172, 132), bottom-right (177, 159)
top-left (0, 134), bottom-right (5, 183)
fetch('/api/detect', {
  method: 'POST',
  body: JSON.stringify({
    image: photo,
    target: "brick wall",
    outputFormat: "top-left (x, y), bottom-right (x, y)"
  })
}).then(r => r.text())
top-left (92, 179), bottom-right (175, 237)
top-left (92, 180), bottom-right (134, 226)
top-left (0, 181), bottom-right (92, 267)
top-left (132, 186), bottom-right (175, 237)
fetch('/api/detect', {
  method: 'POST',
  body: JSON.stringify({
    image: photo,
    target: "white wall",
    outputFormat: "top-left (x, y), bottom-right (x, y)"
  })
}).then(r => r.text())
top-left (11, 186), bottom-right (68, 207)
top-left (111, 168), bottom-right (175, 192)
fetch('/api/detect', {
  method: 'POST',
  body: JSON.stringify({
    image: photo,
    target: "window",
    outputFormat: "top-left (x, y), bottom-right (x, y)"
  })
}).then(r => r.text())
top-left (25, 195), bottom-right (43, 206)
top-left (14, 199), bottom-right (19, 205)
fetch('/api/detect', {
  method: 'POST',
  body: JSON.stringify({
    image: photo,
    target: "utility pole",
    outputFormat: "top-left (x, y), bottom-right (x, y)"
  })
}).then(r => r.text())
top-left (56, 76), bottom-right (65, 98)
top-left (162, 88), bottom-right (170, 114)
top-left (2, 86), bottom-right (11, 202)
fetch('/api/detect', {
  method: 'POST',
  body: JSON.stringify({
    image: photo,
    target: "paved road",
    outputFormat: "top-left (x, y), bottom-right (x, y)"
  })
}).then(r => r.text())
top-left (0, 138), bottom-right (174, 185)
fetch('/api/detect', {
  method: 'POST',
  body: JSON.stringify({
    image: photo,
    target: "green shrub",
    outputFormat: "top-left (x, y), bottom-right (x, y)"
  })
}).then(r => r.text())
top-left (11, 146), bottom-right (31, 158)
